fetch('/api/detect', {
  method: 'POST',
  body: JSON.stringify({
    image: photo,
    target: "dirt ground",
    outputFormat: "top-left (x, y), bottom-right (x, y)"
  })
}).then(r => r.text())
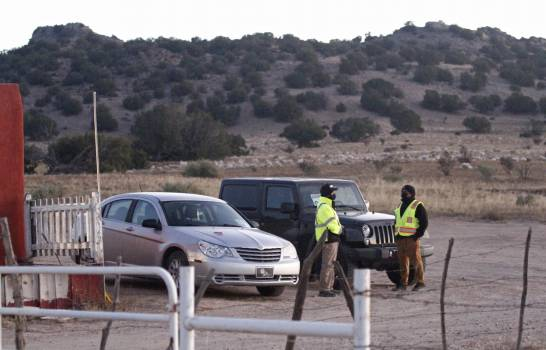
top-left (2, 217), bottom-right (546, 350)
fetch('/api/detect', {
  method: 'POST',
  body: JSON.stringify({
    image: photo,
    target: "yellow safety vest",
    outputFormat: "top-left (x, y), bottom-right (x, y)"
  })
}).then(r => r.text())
top-left (394, 200), bottom-right (422, 237)
top-left (315, 196), bottom-right (342, 241)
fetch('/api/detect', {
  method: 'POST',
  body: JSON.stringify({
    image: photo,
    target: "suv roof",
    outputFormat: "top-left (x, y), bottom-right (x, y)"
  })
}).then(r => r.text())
top-left (221, 177), bottom-right (356, 184)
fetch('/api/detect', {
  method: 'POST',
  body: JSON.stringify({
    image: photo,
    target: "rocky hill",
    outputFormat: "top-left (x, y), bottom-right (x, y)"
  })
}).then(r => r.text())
top-left (2, 21), bottom-right (546, 172)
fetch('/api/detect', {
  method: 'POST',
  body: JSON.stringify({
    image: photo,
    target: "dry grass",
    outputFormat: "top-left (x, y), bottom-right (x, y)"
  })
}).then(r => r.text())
top-left (25, 160), bottom-right (546, 222)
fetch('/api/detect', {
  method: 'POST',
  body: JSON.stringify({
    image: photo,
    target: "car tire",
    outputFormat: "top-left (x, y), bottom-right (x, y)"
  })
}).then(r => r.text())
top-left (165, 250), bottom-right (189, 286)
top-left (256, 286), bottom-right (285, 297)
top-left (386, 258), bottom-right (426, 286)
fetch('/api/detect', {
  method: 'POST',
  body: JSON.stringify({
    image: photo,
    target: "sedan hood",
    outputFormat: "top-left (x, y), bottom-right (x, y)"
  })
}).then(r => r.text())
top-left (338, 211), bottom-right (395, 226)
top-left (172, 226), bottom-right (289, 249)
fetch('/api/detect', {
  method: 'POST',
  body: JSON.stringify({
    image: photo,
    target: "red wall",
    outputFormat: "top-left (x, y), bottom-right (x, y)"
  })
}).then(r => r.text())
top-left (0, 84), bottom-right (26, 261)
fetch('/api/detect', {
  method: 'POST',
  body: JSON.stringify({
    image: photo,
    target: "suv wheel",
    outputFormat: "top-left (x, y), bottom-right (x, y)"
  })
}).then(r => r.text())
top-left (166, 250), bottom-right (189, 286)
top-left (256, 286), bottom-right (285, 297)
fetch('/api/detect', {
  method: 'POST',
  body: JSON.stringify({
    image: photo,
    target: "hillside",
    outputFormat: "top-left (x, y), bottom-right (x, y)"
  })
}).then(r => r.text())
top-left (1, 21), bottom-right (545, 172)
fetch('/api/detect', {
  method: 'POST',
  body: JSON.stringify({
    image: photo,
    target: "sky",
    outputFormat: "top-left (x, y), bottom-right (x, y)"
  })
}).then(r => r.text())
top-left (2, 0), bottom-right (546, 51)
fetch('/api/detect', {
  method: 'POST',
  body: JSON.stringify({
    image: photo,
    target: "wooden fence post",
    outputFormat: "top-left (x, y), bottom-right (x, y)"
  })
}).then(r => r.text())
top-left (516, 228), bottom-right (532, 350)
top-left (334, 261), bottom-right (354, 318)
top-left (0, 217), bottom-right (26, 350)
top-left (285, 233), bottom-right (326, 350)
top-left (441, 238), bottom-right (455, 350)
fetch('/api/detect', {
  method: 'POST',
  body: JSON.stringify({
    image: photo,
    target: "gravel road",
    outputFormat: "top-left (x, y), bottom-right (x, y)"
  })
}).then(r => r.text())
top-left (2, 218), bottom-right (545, 349)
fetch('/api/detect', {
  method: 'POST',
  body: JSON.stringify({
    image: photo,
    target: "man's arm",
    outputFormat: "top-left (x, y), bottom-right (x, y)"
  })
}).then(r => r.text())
top-left (415, 203), bottom-right (428, 239)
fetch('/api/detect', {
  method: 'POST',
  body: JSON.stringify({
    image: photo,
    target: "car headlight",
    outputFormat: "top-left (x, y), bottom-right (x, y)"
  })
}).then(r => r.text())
top-left (198, 241), bottom-right (233, 258)
top-left (362, 225), bottom-right (372, 238)
top-left (283, 244), bottom-right (298, 259)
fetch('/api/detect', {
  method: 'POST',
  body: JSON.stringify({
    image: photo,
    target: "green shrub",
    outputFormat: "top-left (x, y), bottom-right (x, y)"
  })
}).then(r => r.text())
top-left (413, 66), bottom-right (453, 84)
top-left (48, 134), bottom-right (147, 173)
top-left (337, 78), bottom-right (359, 95)
top-left (183, 160), bottom-right (219, 178)
top-left (520, 119), bottom-right (544, 137)
top-left (468, 95), bottom-right (502, 114)
top-left (54, 93), bottom-right (82, 116)
top-left (24, 110), bottom-right (58, 141)
top-left (311, 70), bottom-right (331, 88)
top-left (93, 104), bottom-right (118, 132)
top-left (336, 103), bottom-right (347, 113)
top-left (339, 57), bottom-right (359, 75)
top-left (284, 71), bottom-right (309, 88)
top-left (360, 89), bottom-right (391, 116)
top-left (26, 69), bottom-right (54, 86)
top-left (273, 95), bottom-right (303, 122)
top-left (206, 94), bottom-right (241, 126)
top-left (389, 107), bottom-right (424, 133)
top-left (421, 90), bottom-right (465, 113)
top-left (499, 157), bottom-right (515, 175)
top-left (296, 91), bottom-right (328, 111)
top-left (132, 105), bottom-right (247, 160)
top-left (226, 85), bottom-right (248, 104)
top-left (477, 165), bottom-right (495, 181)
top-left (504, 93), bottom-right (538, 114)
top-left (330, 117), bottom-right (380, 142)
top-left (171, 81), bottom-right (193, 99)
top-left (162, 182), bottom-right (204, 194)
top-left (460, 72), bottom-right (487, 91)
top-left (280, 119), bottom-right (326, 147)
top-left (252, 98), bottom-right (274, 118)
top-left (539, 96), bottom-right (546, 114)
top-left (362, 79), bottom-right (403, 98)
top-left (123, 95), bottom-right (147, 111)
top-left (93, 78), bottom-right (117, 97)
top-left (463, 116), bottom-right (492, 134)
top-left (500, 63), bottom-right (535, 87)
top-left (516, 193), bottom-right (535, 206)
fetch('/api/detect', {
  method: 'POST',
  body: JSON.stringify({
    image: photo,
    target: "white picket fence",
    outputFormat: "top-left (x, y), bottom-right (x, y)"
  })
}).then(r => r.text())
top-left (28, 192), bottom-right (103, 264)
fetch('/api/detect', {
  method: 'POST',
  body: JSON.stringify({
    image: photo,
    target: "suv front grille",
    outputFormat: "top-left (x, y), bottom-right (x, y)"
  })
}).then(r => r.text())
top-left (235, 247), bottom-right (281, 262)
top-left (372, 224), bottom-right (396, 245)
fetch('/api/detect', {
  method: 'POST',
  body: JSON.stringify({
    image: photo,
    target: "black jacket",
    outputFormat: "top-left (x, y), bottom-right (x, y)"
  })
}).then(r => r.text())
top-left (399, 198), bottom-right (428, 239)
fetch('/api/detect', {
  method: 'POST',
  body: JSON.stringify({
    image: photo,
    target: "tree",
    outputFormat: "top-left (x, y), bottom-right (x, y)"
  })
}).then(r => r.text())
top-left (504, 93), bottom-right (538, 114)
top-left (273, 95), bottom-right (303, 122)
top-left (330, 117), bottom-right (380, 142)
top-left (252, 98), bottom-right (274, 118)
top-left (284, 71), bottom-right (309, 88)
top-left (390, 107), bottom-right (424, 133)
top-left (280, 119), bottom-right (326, 147)
top-left (295, 91), bottom-right (328, 111)
top-left (54, 93), bottom-right (82, 116)
top-left (337, 78), bottom-right (359, 95)
top-left (132, 105), bottom-right (247, 161)
top-left (93, 104), bottom-right (118, 132)
top-left (335, 103), bottom-right (347, 113)
top-left (460, 72), bottom-right (487, 91)
top-left (463, 116), bottom-right (492, 133)
top-left (468, 95), bottom-right (502, 114)
top-left (24, 110), bottom-right (58, 141)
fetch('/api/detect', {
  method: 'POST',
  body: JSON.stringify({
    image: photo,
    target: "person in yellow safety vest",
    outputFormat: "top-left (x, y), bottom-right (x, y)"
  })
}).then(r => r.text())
top-left (392, 184), bottom-right (428, 292)
top-left (315, 183), bottom-right (343, 297)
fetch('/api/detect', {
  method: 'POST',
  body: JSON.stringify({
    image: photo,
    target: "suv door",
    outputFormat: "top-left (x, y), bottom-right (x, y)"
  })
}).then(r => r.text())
top-left (123, 200), bottom-right (164, 266)
top-left (260, 184), bottom-right (300, 245)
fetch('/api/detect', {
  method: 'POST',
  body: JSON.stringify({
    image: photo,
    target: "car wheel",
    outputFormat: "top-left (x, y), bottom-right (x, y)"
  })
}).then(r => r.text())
top-left (256, 286), bottom-right (285, 297)
top-left (386, 258), bottom-right (426, 286)
top-left (166, 250), bottom-right (189, 286)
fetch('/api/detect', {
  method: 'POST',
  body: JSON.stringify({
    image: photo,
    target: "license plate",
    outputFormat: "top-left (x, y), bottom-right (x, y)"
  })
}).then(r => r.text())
top-left (255, 267), bottom-right (274, 278)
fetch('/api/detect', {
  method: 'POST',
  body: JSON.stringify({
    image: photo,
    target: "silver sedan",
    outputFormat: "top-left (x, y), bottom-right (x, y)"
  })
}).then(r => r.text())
top-left (101, 192), bottom-right (300, 296)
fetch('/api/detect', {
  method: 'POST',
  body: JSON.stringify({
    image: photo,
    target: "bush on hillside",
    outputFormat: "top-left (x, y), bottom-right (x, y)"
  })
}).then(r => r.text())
top-left (206, 94), bottom-right (241, 126)
top-left (539, 96), bottom-right (546, 114)
top-left (183, 160), bottom-right (219, 178)
top-left (520, 119), bottom-right (544, 138)
top-left (280, 119), bottom-right (326, 147)
top-left (421, 90), bottom-right (465, 113)
top-left (54, 93), bottom-right (82, 116)
top-left (413, 66), bottom-right (453, 84)
top-left (48, 134), bottom-right (147, 173)
top-left (273, 95), bottom-right (303, 122)
top-left (504, 93), bottom-right (538, 114)
top-left (336, 103), bottom-right (347, 113)
top-left (330, 117), bottom-right (380, 142)
top-left (468, 95), bottom-right (502, 114)
top-left (123, 95), bottom-right (147, 111)
top-left (93, 104), bottom-right (118, 132)
top-left (24, 110), bottom-right (58, 141)
top-left (296, 91), bottom-right (328, 111)
top-left (284, 71), bottom-right (309, 89)
top-left (463, 116), bottom-right (492, 133)
top-left (337, 78), bottom-right (359, 95)
top-left (24, 145), bottom-right (47, 174)
top-left (251, 98), bottom-right (274, 118)
top-left (459, 72), bottom-right (487, 92)
top-left (389, 106), bottom-right (424, 133)
top-left (362, 79), bottom-right (403, 98)
top-left (132, 105), bottom-right (248, 161)
top-left (93, 78), bottom-right (117, 97)
top-left (500, 63), bottom-right (535, 87)
top-left (360, 89), bottom-right (391, 116)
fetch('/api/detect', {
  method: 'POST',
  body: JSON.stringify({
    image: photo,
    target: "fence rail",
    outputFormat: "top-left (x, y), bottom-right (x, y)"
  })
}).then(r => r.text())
top-left (28, 192), bottom-right (103, 263)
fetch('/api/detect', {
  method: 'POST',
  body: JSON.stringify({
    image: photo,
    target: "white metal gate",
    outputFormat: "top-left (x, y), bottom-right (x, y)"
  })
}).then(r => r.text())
top-left (28, 192), bottom-right (103, 264)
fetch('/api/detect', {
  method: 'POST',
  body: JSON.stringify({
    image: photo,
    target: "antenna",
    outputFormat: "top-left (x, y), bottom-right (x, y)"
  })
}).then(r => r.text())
top-left (93, 91), bottom-right (101, 200)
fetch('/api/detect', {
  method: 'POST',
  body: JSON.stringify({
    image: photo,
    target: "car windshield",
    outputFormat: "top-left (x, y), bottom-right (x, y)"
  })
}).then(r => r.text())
top-left (161, 201), bottom-right (251, 228)
top-left (298, 183), bottom-right (367, 213)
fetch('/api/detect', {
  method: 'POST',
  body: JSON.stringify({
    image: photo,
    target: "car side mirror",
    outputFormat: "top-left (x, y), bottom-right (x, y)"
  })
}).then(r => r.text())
top-left (250, 220), bottom-right (260, 229)
top-left (280, 202), bottom-right (297, 214)
top-left (142, 219), bottom-right (162, 230)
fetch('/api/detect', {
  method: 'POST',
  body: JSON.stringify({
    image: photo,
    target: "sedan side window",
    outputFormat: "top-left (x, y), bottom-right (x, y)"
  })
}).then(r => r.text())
top-left (131, 201), bottom-right (159, 226)
top-left (105, 200), bottom-right (132, 222)
top-left (266, 186), bottom-right (295, 210)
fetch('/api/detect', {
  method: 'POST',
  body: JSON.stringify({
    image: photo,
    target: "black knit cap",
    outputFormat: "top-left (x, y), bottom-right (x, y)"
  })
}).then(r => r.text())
top-left (401, 184), bottom-right (416, 196)
top-left (320, 183), bottom-right (338, 197)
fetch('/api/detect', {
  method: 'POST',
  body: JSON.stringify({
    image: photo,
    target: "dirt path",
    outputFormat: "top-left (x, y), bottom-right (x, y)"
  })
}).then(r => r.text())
top-left (2, 218), bottom-right (545, 349)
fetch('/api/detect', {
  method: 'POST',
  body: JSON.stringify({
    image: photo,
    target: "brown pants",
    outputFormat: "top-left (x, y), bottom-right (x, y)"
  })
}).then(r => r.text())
top-left (396, 237), bottom-right (425, 287)
top-left (319, 241), bottom-right (339, 292)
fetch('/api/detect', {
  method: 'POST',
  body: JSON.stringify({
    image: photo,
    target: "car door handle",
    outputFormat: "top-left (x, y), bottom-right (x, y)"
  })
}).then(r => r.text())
top-left (126, 227), bottom-right (134, 232)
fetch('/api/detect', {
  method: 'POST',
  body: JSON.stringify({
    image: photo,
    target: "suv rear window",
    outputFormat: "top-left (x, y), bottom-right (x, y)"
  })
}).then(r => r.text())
top-left (221, 184), bottom-right (259, 210)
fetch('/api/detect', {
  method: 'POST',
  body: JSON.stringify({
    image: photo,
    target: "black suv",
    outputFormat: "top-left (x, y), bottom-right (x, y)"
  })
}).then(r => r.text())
top-left (219, 177), bottom-right (434, 284)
